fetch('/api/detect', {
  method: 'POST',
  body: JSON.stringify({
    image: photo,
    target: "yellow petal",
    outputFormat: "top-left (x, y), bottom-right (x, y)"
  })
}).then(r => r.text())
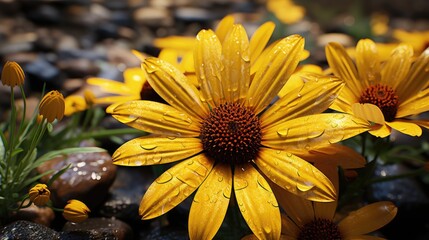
top-left (380, 44), bottom-right (412, 99)
top-left (312, 163), bottom-right (339, 221)
top-left (189, 164), bottom-right (232, 240)
top-left (397, 88), bottom-right (429, 117)
top-left (281, 214), bottom-right (300, 238)
top-left (87, 78), bottom-right (133, 95)
top-left (158, 49), bottom-right (181, 70)
top-left (402, 119), bottom-right (429, 129)
top-left (107, 100), bottom-right (200, 137)
top-left (153, 36), bottom-right (195, 51)
top-left (386, 120), bottom-right (422, 137)
top-left (399, 47), bottom-right (429, 99)
top-left (215, 15), bottom-right (235, 43)
top-left (257, 148), bottom-right (336, 202)
top-left (131, 49), bottom-right (147, 61)
top-left (143, 57), bottom-right (208, 120)
top-left (262, 74), bottom-right (343, 128)
top-left (139, 154), bottom-right (214, 219)
top-left (123, 67), bottom-right (146, 90)
top-left (250, 39), bottom-right (278, 76)
top-left (368, 124), bottom-right (391, 137)
top-left (351, 103), bottom-right (385, 124)
top-left (194, 29), bottom-right (224, 106)
top-left (93, 94), bottom-right (140, 104)
top-left (270, 182), bottom-right (314, 226)
top-left (355, 39), bottom-right (381, 84)
top-left (112, 136), bottom-right (203, 166)
top-left (344, 235), bottom-right (385, 240)
top-left (326, 42), bottom-right (362, 100)
top-left (278, 64), bottom-right (323, 98)
top-left (234, 165), bottom-right (281, 240)
top-left (338, 201), bottom-right (397, 237)
top-left (222, 24), bottom-right (250, 102)
top-left (263, 113), bottom-right (370, 151)
top-left (181, 51), bottom-right (195, 73)
top-left (248, 35), bottom-right (304, 114)
top-left (249, 21), bottom-right (275, 63)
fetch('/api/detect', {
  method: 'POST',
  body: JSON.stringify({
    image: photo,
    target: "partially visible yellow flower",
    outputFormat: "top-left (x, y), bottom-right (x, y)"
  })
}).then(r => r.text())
top-left (39, 90), bottom-right (65, 123)
top-left (326, 39), bottom-right (429, 137)
top-left (63, 199), bottom-right (90, 223)
top-left (28, 184), bottom-right (50, 206)
top-left (1, 61), bottom-right (25, 87)
top-left (371, 12), bottom-right (389, 36)
top-left (393, 29), bottom-right (429, 55)
top-left (267, 0), bottom-right (305, 24)
top-left (64, 95), bottom-right (87, 116)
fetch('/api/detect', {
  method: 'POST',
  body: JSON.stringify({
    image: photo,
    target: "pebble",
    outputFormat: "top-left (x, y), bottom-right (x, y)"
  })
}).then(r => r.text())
top-left (0, 220), bottom-right (60, 239)
top-left (61, 217), bottom-right (133, 240)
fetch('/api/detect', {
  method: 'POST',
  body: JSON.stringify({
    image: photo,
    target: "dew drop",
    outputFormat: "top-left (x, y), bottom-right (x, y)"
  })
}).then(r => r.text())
top-left (140, 144), bottom-right (157, 150)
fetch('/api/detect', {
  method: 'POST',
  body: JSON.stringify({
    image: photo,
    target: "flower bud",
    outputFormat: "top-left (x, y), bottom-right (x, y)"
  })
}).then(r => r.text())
top-left (28, 184), bottom-right (50, 206)
top-left (1, 61), bottom-right (25, 87)
top-left (39, 90), bottom-right (65, 123)
top-left (63, 199), bottom-right (90, 223)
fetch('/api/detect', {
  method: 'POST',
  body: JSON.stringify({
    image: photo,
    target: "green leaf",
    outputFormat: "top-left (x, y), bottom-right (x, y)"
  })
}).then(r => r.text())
top-left (46, 122), bottom-right (53, 132)
top-left (21, 169), bottom-right (56, 189)
top-left (47, 163), bottom-right (72, 186)
top-left (33, 147), bottom-right (106, 168)
top-left (0, 134), bottom-right (5, 160)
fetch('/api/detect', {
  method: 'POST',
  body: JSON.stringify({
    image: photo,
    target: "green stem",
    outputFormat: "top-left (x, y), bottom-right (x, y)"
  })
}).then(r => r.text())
top-left (366, 168), bottom-right (426, 185)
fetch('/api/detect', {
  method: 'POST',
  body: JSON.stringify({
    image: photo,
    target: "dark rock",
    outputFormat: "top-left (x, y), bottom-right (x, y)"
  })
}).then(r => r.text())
top-left (367, 163), bottom-right (429, 240)
top-left (37, 149), bottom-right (117, 208)
top-left (139, 225), bottom-right (188, 240)
top-left (57, 58), bottom-right (100, 78)
top-left (98, 166), bottom-right (154, 224)
top-left (24, 56), bottom-right (64, 90)
top-left (0, 220), bottom-right (60, 239)
top-left (9, 201), bottom-right (55, 227)
top-left (24, 4), bottom-right (62, 25)
top-left (95, 22), bottom-right (121, 40)
top-left (61, 217), bottom-right (133, 240)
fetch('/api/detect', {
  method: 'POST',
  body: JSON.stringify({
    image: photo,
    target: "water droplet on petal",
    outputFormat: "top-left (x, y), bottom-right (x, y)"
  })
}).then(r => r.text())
top-left (156, 171), bottom-right (173, 184)
top-left (140, 144), bottom-right (157, 150)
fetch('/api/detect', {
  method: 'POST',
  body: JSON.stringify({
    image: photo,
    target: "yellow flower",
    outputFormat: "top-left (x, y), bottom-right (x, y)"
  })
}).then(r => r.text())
top-left (267, 0), bottom-right (306, 24)
top-left (64, 95), bottom-right (87, 116)
top-left (28, 184), bottom-right (50, 206)
top-left (1, 61), bottom-right (25, 87)
top-left (393, 29), bottom-right (429, 56)
top-left (62, 199), bottom-right (90, 223)
top-left (39, 90), bottom-right (65, 123)
top-left (108, 21), bottom-right (370, 239)
top-left (326, 39), bottom-right (429, 137)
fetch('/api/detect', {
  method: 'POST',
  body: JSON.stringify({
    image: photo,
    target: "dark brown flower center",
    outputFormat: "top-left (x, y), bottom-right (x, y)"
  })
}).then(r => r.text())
top-left (359, 84), bottom-right (399, 122)
top-left (200, 102), bottom-right (261, 164)
top-left (298, 218), bottom-right (342, 240)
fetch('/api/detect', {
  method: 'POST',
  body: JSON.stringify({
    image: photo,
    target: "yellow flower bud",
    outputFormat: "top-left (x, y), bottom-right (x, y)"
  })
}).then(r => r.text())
top-left (28, 184), bottom-right (50, 206)
top-left (63, 199), bottom-right (90, 223)
top-left (39, 90), bottom-right (65, 123)
top-left (1, 61), bottom-right (25, 87)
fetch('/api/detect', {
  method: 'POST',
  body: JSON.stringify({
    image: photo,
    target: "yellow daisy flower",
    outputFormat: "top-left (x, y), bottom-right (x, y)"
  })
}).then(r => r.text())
top-left (107, 21), bottom-right (370, 239)
top-left (28, 183), bottom-right (50, 207)
top-left (326, 38), bottom-right (429, 138)
top-left (38, 90), bottom-right (65, 123)
top-left (393, 29), bottom-right (429, 56)
top-left (266, 0), bottom-right (306, 24)
top-left (62, 199), bottom-right (90, 223)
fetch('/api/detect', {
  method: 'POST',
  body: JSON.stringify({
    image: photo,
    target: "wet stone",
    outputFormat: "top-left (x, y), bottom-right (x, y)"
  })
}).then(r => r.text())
top-left (9, 202), bottom-right (56, 227)
top-left (37, 150), bottom-right (117, 208)
top-left (24, 56), bottom-right (63, 90)
top-left (0, 220), bottom-right (60, 239)
top-left (57, 58), bottom-right (100, 78)
top-left (61, 217), bottom-right (133, 240)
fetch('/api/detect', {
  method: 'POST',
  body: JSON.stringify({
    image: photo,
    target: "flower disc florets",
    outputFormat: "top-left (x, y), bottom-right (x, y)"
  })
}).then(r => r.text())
top-left (359, 83), bottom-right (399, 122)
top-left (298, 218), bottom-right (342, 240)
top-left (200, 102), bottom-right (261, 165)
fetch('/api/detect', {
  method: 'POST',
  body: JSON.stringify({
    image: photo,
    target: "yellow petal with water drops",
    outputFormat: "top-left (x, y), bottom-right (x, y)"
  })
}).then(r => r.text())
top-left (93, 94), bottom-right (140, 104)
top-left (249, 21), bottom-right (275, 63)
top-left (270, 181), bottom-right (314, 226)
top-left (256, 148), bottom-right (336, 202)
top-left (215, 15), bottom-right (235, 43)
top-left (195, 29), bottom-right (224, 106)
top-left (326, 42), bottom-right (362, 99)
top-left (189, 164), bottom-right (232, 240)
top-left (278, 64), bottom-right (323, 98)
top-left (222, 24), bottom-right (250, 103)
top-left (397, 88), bottom-right (429, 117)
top-left (143, 57), bottom-right (208, 120)
top-left (263, 113), bottom-right (370, 151)
top-left (139, 154), bottom-right (214, 219)
top-left (262, 74), bottom-right (343, 128)
top-left (351, 103), bottom-right (385, 125)
top-left (386, 120), bottom-right (422, 137)
top-left (380, 44), bottom-right (412, 98)
top-left (355, 39), bottom-right (381, 85)
top-left (250, 39), bottom-right (278, 76)
top-left (338, 201), bottom-right (397, 237)
top-left (112, 136), bottom-right (203, 166)
top-left (368, 123), bottom-right (391, 138)
top-left (398, 47), bottom-right (429, 100)
top-left (234, 164), bottom-right (281, 240)
top-left (107, 100), bottom-right (200, 137)
top-left (248, 35), bottom-right (304, 114)
top-left (158, 49), bottom-right (181, 70)
top-left (312, 163), bottom-right (339, 221)
top-left (123, 67), bottom-right (146, 90)
top-left (87, 78), bottom-right (134, 95)
top-left (329, 94), bottom-right (354, 114)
